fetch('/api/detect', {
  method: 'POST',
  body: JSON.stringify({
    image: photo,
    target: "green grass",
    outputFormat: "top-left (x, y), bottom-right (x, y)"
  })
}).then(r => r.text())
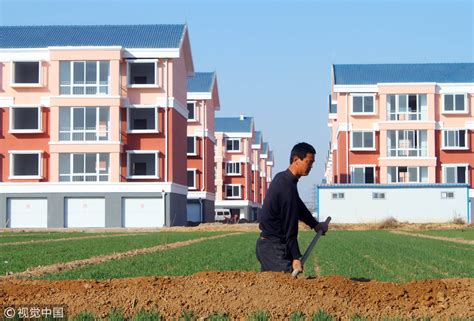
top-left (0, 232), bottom-right (225, 275)
top-left (402, 229), bottom-right (474, 240)
top-left (17, 230), bottom-right (474, 282)
top-left (41, 233), bottom-right (260, 279)
top-left (0, 232), bottom-right (126, 244)
top-left (299, 230), bottom-right (474, 282)
top-left (246, 311), bottom-right (269, 321)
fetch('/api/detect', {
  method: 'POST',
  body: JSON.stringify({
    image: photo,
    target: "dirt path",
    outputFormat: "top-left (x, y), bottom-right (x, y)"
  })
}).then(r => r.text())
top-left (0, 233), bottom-right (143, 246)
top-left (1, 233), bottom-right (242, 280)
top-left (390, 230), bottom-right (474, 245)
top-left (1, 272), bottom-right (472, 319)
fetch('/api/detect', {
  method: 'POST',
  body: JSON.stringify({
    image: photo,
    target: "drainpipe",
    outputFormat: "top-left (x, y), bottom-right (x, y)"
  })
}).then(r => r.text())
top-left (162, 190), bottom-right (168, 226)
top-left (201, 101), bottom-right (206, 192)
top-left (164, 59), bottom-right (169, 182)
top-left (346, 93), bottom-right (349, 183)
top-left (254, 153), bottom-right (257, 203)
top-left (198, 197), bottom-right (203, 222)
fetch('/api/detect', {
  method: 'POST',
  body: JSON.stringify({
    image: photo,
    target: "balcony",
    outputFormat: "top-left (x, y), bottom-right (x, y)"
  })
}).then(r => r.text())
top-left (59, 126), bottom-right (109, 141)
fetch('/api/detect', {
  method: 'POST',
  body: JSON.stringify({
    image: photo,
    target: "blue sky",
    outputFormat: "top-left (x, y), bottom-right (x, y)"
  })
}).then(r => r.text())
top-left (1, 0), bottom-right (473, 203)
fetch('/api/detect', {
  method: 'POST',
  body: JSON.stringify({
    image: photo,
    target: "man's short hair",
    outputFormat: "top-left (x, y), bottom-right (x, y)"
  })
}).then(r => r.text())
top-left (290, 142), bottom-right (316, 164)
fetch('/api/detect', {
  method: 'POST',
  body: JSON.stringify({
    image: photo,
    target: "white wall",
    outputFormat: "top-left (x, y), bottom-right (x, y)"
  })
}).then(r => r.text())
top-left (318, 185), bottom-right (469, 223)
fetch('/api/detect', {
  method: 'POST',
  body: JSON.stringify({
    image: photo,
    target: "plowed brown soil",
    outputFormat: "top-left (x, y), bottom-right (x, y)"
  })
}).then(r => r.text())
top-left (1, 272), bottom-right (473, 319)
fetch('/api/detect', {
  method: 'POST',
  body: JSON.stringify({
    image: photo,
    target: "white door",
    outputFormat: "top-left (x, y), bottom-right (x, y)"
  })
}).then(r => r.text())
top-left (65, 198), bottom-right (105, 228)
top-left (8, 198), bottom-right (48, 228)
top-left (123, 198), bottom-right (164, 227)
top-left (187, 203), bottom-right (201, 222)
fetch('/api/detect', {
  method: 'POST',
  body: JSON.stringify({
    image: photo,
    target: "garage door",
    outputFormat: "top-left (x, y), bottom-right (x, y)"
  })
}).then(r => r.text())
top-left (8, 198), bottom-right (48, 228)
top-left (187, 203), bottom-right (201, 222)
top-left (123, 198), bottom-right (164, 227)
top-left (65, 198), bottom-right (105, 228)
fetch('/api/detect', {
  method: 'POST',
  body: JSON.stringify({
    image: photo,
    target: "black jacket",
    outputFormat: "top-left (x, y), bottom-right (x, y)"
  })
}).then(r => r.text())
top-left (259, 169), bottom-right (318, 259)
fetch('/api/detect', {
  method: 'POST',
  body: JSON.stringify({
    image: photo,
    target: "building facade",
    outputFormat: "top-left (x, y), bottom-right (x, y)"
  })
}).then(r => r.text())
top-left (322, 63), bottom-right (474, 223)
top-left (215, 116), bottom-right (274, 221)
top-left (186, 72), bottom-right (220, 222)
top-left (0, 24), bottom-right (194, 228)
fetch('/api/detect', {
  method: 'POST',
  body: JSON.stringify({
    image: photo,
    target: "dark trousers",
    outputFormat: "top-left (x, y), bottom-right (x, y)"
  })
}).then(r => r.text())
top-left (256, 237), bottom-right (292, 272)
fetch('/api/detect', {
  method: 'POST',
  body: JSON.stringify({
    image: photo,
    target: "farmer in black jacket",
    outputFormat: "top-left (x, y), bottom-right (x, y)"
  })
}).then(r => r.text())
top-left (256, 142), bottom-right (329, 273)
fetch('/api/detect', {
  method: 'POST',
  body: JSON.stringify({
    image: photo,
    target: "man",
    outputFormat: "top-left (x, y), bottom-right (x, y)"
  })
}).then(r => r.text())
top-left (256, 142), bottom-right (329, 273)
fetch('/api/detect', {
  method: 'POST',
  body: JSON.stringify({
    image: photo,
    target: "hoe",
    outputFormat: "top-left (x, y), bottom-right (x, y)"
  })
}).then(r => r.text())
top-left (291, 216), bottom-right (331, 278)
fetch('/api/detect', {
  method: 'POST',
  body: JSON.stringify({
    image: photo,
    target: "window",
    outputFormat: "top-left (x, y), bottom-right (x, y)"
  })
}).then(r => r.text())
top-left (351, 131), bottom-right (375, 150)
top-left (9, 151), bottom-right (42, 179)
top-left (351, 166), bottom-right (375, 184)
top-left (443, 165), bottom-right (468, 184)
top-left (387, 94), bottom-right (427, 121)
top-left (127, 107), bottom-right (158, 132)
top-left (352, 95), bottom-right (374, 114)
top-left (387, 130), bottom-right (428, 157)
top-left (443, 94), bottom-right (466, 113)
top-left (127, 151), bottom-right (159, 178)
top-left (59, 107), bottom-right (109, 141)
top-left (331, 193), bottom-right (344, 200)
top-left (388, 166), bottom-right (428, 183)
top-left (187, 102), bottom-right (197, 121)
top-left (60, 61), bottom-right (109, 95)
top-left (187, 169), bottom-right (197, 189)
top-left (9, 106), bottom-right (42, 133)
top-left (11, 61), bottom-right (41, 86)
top-left (127, 60), bottom-right (158, 86)
top-left (59, 153), bottom-right (109, 182)
top-left (372, 192), bottom-right (385, 200)
top-left (442, 130), bottom-right (468, 149)
top-left (225, 185), bottom-right (241, 199)
top-left (441, 192), bottom-right (454, 199)
top-left (187, 137), bottom-right (197, 156)
top-left (226, 162), bottom-right (242, 176)
top-left (226, 138), bottom-right (240, 152)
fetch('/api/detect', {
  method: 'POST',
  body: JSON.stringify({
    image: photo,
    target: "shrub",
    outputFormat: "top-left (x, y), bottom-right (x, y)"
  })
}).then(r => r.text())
top-left (378, 217), bottom-right (400, 229)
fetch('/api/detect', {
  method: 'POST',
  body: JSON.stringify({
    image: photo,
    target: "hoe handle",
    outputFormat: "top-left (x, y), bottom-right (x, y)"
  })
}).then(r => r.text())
top-left (291, 216), bottom-right (331, 278)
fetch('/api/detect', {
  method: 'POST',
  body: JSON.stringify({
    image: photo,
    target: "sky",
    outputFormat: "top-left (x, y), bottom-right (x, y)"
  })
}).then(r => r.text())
top-left (1, 0), bottom-right (473, 204)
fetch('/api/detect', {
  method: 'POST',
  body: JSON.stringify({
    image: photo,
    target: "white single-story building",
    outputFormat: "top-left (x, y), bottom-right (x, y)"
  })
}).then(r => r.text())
top-left (316, 184), bottom-right (472, 224)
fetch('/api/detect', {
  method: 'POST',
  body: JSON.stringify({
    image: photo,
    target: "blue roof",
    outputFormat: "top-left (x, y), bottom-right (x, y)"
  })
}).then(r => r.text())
top-left (333, 63), bottom-right (474, 85)
top-left (317, 183), bottom-right (470, 189)
top-left (0, 24), bottom-right (186, 48)
top-left (215, 117), bottom-right (253, 133)
top-left (252, 131), bottom-right (262, 145)
top-left (187, 72), bottom-right (215, 93)
top-left (262, 143), bottom-right (269, 154)
top-left (268, 151), bottom-right (274, 161)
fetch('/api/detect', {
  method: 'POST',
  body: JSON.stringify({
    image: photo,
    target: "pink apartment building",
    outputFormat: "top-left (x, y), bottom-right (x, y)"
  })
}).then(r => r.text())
top-left (186, 72), bottom-right (220, 222)
top-left (0, 24), bottom-right (195, 228)
top-left (321, 63), bottom-right (473, 223)
top-left (250, 132), bottom-right (274, 220)
top-left (215, 116), bottom-right (274, 221)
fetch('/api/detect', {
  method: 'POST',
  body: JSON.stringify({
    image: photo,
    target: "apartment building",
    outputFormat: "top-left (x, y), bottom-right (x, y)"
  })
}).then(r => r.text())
top-left (186, 72), bottom-right (220, 222)
top-left (0, 24), bottom-right (194, 228)
top-left (320, 63), bottom-right (474, 223)
top-left (215, 116), bottom-right (258, 220)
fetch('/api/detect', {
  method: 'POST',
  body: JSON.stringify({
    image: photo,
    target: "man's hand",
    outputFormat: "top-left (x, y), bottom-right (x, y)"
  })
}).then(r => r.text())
top-left (292, 259), bottom-right (303, 273)
top-left (315, 221), bottom-right (329, 235)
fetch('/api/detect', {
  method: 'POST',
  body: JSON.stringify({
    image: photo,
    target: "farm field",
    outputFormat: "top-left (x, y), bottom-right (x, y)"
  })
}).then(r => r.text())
top-left (1, 227), bottom-right (473, 320)
top-left (399, 228), bottom-right (474, 240)
top-left (0, 231), bottom-right (226, 275)
top-left (0, 231), bottom-right (129, 244)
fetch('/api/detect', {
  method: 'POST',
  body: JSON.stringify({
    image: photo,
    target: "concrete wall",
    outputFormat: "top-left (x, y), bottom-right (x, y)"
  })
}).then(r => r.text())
top-left (1, 191), bottom-right (187, 228)
top-left (318, 184), bottom-right (470, 224)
